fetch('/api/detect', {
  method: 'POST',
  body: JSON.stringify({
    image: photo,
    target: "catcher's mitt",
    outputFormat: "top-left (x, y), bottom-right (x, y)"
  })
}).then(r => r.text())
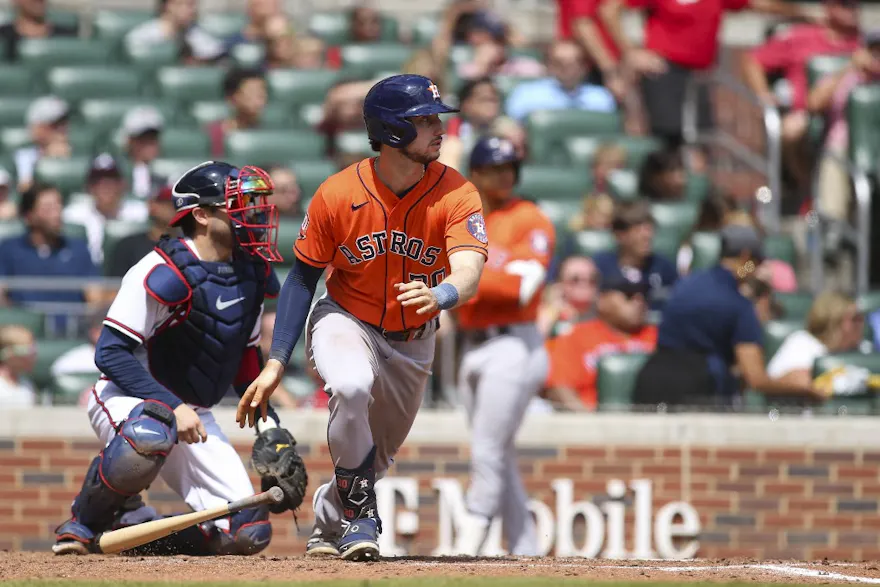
top-left (251, 427), bottom-right (308, 514)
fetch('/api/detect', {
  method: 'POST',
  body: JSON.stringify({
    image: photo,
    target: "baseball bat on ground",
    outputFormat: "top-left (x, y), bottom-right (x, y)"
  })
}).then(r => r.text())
top-left (96, 486), bottom-right (284, 554)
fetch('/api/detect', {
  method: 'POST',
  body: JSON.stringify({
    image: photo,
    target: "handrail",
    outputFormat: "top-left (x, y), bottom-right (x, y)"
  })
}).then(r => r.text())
top-left (682, 70), bottom-right (783, 232)
top-left (808, 149), bottom-right (872, 296)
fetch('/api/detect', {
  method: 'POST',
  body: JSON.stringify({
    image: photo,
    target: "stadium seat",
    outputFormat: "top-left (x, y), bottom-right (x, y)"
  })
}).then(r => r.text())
top-left (103, 220), bottom-right (150, 273)
top-left (308, 11), bottom-right (399, 44)
top-left (124, 41), bottom-right (179, 72)
top-left (0, 99), bottom-right (32, 128)
top-left (411, 14), bottom-right (439, 45)
top-left (685, 173), bottom-right (711, 202)
top-left (224, 130), bottom-right (326, 166)
top-left (188, 101), bottom-right (294, 127)
top-left (230, 43), bottom-right (266, 69)
top-left (47, 66), bottom-right (143, 102)
top-left (18, 38), bottom-right (115, 70)
top-left (33, 339), bottom-right (90, 391)
top-left (764, 233), bottom-right (796, 266)
top-left (0, 8), bottom-right (79, 29)
top-left (775, 291), bottom-right (814, 320)
top-left (0, 307), bottom-right (45, 338)
top-left (596, 352), bottom-right (649, 410)
top-left (150, 158), bottom-right (206, 182)
top-left (617, 136), bottom-right (664, 169)
top-left (50, 372), bottom-right (99, 406)
top-left (652, 228), bottom-right (681, 260)
top-left (93, 9), bottom-right (154, 42)
top-left (199, 13), bottom-right (249, 38)
top-left (79, 98), bottom-right (180, 137)
top-left (688, 231), bottom-right (721, 270)
top-left (339, 43), bottom-right (411, 79)
top-left (807, 54), bottom-right (851, 90)
top-left (763, 318), bottom-right (803, 361)
top-left (335, 130), bottom-right (372, 159)
top-left (536, 199), bottom-right (581, 229)
top-left (847, 84), bottom-right (880, 173)
top-left (157, 66), bottom-right (225, 103)
top-left (0, 65), bottom-right (40, 97)
top-left (155, 128), bottom-right (210, 159)
top-left (526, 110), bottom-right (623, 164)
top-left (1, 126), bottom-right (96, 157)
top-left (286, 160), bottom-right (334, 204)
top-left (813, 352), bottom-right (880, 415)
top-left (562, 135), bottom-right (662, 170)
top-left (606, 169), bottom-right (638, 201)
top-left (276, 216), bottom-right (306, 265)
top-left (266, 68), bottom-right (341, 106)
top-left (570, 230), bottom-right (615, 257)
top-left (651, 201), bottom-right (699, 242)
top-left (518, 165), bottom-right (591, 202)
top-left (34, 157), bottom-right (91, 197)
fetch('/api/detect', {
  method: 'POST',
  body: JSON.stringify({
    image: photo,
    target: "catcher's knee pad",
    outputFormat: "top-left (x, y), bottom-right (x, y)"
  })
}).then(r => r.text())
top-left (72, 401), bottom-right (176, 531)
top-left (210, 506), bottom-right (272, 555)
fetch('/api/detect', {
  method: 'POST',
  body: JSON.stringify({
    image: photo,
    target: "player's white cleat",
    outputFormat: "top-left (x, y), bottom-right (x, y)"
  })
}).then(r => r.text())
top-left (454, 512), bottom-right (491, 557)
top-left (306, 527), bottom-right (340, 557)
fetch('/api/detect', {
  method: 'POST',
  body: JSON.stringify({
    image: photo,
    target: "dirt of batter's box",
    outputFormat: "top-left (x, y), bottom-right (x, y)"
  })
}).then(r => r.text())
top-left (2, 552), bottom-right (880, 584)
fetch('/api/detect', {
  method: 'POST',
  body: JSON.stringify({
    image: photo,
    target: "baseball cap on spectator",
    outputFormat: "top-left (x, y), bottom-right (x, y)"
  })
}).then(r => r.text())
top-left (470, 12), bottom-right (506, 41)
top-left (151, 184), bottom-right (173, 201)
top-left (719, 224), bottom-right (764, 262)
top-left (599, 273), bottom-right (649, 296)
top-left (88, 153), bottom-right (122, 182)
top-left (123, 106), bottom-right (164, 139)
top-left (26, 96), bottom-right (70, 127)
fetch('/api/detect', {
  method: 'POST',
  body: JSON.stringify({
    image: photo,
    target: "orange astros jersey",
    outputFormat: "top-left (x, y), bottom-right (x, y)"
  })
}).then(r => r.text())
top-left (295, 158), bottom-right (488, 332)
top-left (456, 198), bottom-right (555, 330)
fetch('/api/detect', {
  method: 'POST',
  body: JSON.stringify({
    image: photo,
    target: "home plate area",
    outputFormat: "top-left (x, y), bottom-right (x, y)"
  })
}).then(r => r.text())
top-left (4, 552), bottom-right (880, 585)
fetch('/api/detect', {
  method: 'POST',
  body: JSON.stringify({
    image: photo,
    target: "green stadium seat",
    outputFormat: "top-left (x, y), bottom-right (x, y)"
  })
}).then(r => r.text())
top-left (34, 157), bottom-right (90, 196)
top-left (526, 110), bottom-right (623, 164)
top-left (79, 99), bottom-right (180, 137)
top-left (199, 13), bottom-right (248, 37)
top-left (0, 65), bottom-right (39, 97)
top-left (763, 318), bottom-right (803, 361)
top-left (335, 131), bottom-right (372, 159)
top-left (18, 38), bottom-right (115, 70)
top-left (0, 8), bottom-right (79, 29)
top-left (617, 136), bottom-right (664, 169)
top-left (807, 54), bottom-right (851, 89)
top-left (651, 201), bottom-right (699, 242)
top-left (150, 158), bottom-right (206, 182)
top-left (689, 231), bottom-right (721, 270)
top-left (0, 127), bottom-right (31, 154)
top-left (230, 43), bottom-right (266, 69)
top-left (847, 84), bottom-right (880, 174)
top-left (93, 9), bottom-right (154, 41)
top-left (562, 135), bottom-right (662, 169)
top-left (276, 215), bottom-right (306, 265)
top-left (518, 165), bottom-right (591, 201)
top-left (159, 129), bottom-right (211, 159)
top-left (157, 66), bottom-right (225, 103)
top-left (0, 99), bottom-right (32, 128)
top-left (813, 352), bottom-right (880, 415)
top-left (189, 101), bottom-right (296, 127)
top-left (411, 14), bottom-right (439, 45)
top-left (685, 173), bottom-right (711, 203)
top-left (291, 160), bottom-right (339, 201)
top-left (571, 230), bottom-right (615, 257)
top-left (340, 43), bottom-right (411, 79)
top-left (33, 339), bottom-right (90, 391)
top-left (224, 130), bottom-right (325, 167)
top-left (653, 228), bottom-right (681, 260)
top-left (1, 126), bottom-right (97, 157)
top-left (189, 101), bottom-right (229, 126)
top-left (775, 291), bottom-right (814, 320)
top-left (596, 352), bottom-right (649, 410)
top-left (266, 69), bottom-right (341, 105)
top-left (47, 66), bottom-right (142, 102)
top-left (0, 307), bottom-right (45, 337)
top-left (764, 233), bottom-right (796, 266)
top-left (50, 372), bottom-right (99, 405)
top-left (103, 220), bottom-right (150, 273)
top-left (124, 41), bottom-right (179, 71)
top-left (494, 74), bottom-right (537, 101)
top-left (308, 11), bottom-right (399, 44)
top-left (606, 169), bottom-right (638, 201)
top-left (536, 199), bottom-right (581, 229)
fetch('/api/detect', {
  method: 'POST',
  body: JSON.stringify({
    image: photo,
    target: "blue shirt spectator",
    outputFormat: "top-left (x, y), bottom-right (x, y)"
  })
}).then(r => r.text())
top-left (505, 40), bottom-right (616, 121)
top-left (593, 200), bottom-right (677, 311)
top-left (0, 183), bottom-right (98, 308)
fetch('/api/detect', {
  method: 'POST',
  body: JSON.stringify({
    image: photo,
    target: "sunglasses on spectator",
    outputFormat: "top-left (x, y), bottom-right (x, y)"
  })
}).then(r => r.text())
top-left (563, 274), bottom-right (597, 285)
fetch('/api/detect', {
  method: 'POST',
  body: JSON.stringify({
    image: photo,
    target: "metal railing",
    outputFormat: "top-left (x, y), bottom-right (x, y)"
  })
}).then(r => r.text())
top-left (682, 70), bottom-right (783, 233)
top-left (808, 151), bottom-right (873, 296)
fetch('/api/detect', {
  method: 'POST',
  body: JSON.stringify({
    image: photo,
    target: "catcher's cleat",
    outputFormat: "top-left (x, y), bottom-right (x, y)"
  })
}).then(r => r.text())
top-left (53, 519), bottom-right (96, 555)
top-left (306, 526), bottom-right (340, 557)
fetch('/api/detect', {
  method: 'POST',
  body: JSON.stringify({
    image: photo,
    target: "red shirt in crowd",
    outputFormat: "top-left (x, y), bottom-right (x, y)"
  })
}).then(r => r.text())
top-left (751, 24), bottom-right (861, 111)
top-left (556, 0), bottom-right (625, 61)
top-left (631, 0), bottom-right (749, 70)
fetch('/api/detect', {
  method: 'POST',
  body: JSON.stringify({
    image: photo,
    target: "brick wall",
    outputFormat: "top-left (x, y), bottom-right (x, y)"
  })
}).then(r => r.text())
top-left (4, 437), bottom-right (879, 560)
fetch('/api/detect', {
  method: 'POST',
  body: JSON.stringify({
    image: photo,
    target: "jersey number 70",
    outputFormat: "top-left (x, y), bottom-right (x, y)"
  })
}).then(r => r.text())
top-left (409, 268), bottom-right (446, 288)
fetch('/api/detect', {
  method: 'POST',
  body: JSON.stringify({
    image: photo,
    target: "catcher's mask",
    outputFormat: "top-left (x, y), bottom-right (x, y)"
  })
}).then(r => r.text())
top-left (225, 165), bottom-right (282, 263)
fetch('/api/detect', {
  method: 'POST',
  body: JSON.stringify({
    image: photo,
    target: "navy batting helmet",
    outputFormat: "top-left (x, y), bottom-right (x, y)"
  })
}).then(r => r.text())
top-left (170, 161), bottom-right (281, 262)
top-left (468, 136), bottom-right (520, 181)
top-left (363, 74), bottom-right (459, 148)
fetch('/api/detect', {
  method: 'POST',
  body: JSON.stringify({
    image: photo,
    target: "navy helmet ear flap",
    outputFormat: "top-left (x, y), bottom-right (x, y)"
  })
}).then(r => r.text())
top-left (365, 115), bottom-right (417, 148)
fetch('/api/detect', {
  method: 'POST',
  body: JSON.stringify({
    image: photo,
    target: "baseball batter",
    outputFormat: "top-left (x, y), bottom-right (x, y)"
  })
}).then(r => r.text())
top-left (237, 74), bottom-right (487, 562)
top-left (454, 137), bottom-right (555, 556)
top-left (53, 162), bottom-right (307, 556)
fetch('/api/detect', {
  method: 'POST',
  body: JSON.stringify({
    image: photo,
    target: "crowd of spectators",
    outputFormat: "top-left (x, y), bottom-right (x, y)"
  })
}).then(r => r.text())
top-left (0, 0), bottom-right (878, 413)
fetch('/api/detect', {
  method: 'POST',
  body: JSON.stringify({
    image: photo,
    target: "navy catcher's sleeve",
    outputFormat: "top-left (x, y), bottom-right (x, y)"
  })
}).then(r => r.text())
top-left (95, 327), bottom-right (183, 409)
top-left (269, 258), bottom-right (323, 366)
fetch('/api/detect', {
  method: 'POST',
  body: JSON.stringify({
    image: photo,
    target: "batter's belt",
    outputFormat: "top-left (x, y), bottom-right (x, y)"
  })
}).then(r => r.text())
top-left (368, 316), bottom-right (440, 342)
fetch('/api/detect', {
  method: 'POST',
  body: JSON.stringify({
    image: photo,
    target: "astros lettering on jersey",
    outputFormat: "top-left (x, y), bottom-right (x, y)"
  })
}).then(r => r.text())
top-left (295, 158), bottom-right (488, 331)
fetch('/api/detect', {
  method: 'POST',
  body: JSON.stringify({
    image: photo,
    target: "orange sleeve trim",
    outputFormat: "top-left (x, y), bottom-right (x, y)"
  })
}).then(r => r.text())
top-left (448, 244), bottom-right (488, 257)
top-left (294, 246), bottom-right (332, 268)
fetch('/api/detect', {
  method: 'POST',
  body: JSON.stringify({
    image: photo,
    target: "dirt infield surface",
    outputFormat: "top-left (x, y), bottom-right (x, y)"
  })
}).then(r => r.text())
top-left (3, 552), bottom-right (880, 585)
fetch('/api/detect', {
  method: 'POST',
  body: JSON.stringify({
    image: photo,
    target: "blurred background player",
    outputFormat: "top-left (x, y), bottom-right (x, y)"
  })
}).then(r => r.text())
top-left (53, 162), bottom-right (306, 556)
top-left (238, 74), bottom-right (487, 561)
top-left (454, 136), bottom-right (555, 556)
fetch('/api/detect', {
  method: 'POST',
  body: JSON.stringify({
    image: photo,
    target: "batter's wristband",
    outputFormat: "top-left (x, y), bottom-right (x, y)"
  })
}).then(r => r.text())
top-left (431, 282), bottom-right (460, 310)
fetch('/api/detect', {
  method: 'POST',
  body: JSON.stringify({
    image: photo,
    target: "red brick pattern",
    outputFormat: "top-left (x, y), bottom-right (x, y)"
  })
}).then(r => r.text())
top-left (3, 438), bottom-right (877, 560)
